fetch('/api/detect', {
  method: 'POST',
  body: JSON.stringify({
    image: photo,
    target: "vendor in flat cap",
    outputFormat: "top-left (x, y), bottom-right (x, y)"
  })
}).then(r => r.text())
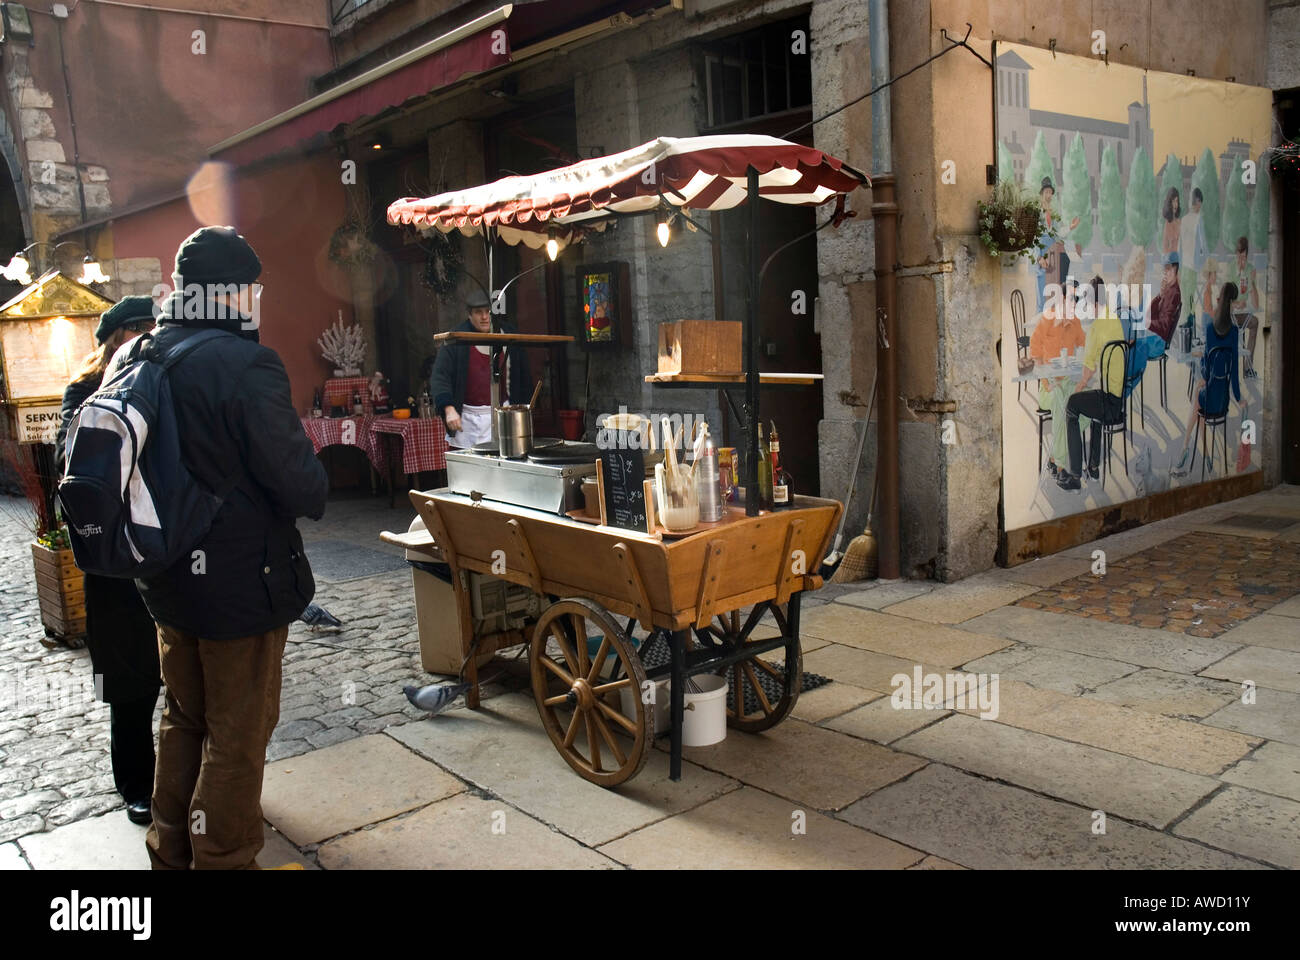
top-left (429, 287), bottom-right (532, 448)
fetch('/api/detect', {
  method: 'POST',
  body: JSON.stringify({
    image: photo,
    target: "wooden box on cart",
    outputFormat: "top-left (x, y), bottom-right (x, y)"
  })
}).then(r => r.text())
top-left (656, 320), bottom-right (742, 377)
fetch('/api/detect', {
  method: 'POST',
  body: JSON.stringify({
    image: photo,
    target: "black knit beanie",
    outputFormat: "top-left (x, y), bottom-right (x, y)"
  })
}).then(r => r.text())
top-left (173, 226), bottom-right (261, 287)
top-left (95, 295), bottom-right (156, 344)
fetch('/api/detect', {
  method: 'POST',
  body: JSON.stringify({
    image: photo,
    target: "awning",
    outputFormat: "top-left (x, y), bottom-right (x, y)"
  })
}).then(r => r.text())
top-left (385, 134), bottom-right (870, 246)
top-left (210, 6), bottom-right (514, 167)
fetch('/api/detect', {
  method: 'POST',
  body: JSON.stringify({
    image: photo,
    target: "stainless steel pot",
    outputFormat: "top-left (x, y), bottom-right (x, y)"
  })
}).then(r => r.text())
top-left (496, 405), bottom-right (533, 459)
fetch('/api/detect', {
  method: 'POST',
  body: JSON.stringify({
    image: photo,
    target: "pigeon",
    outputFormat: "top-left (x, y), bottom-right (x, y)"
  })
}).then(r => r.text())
top-left (298, 602), bottom-right (342, 628)
top-left (404, 682), bottom-right (471, 717)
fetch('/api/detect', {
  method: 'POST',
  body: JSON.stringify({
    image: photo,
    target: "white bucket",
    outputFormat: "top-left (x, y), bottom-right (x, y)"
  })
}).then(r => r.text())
top-left (673, 674), bottom-right (729, 747)
top-left (620, 678), bottom-right (669, 736)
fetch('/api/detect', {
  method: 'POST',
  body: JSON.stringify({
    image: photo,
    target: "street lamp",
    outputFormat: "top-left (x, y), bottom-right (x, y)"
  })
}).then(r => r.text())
top-left (2, 241), bottom-right (110, 286)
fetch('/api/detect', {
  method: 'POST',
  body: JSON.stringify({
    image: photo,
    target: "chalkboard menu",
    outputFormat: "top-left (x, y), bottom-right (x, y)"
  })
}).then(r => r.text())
top-left (599, 450), bottom-right (648, 532)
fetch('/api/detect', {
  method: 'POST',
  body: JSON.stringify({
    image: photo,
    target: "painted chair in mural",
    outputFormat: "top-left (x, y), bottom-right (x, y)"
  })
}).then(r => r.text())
top-left (1011, 289), bottom-right (1029, 401)
top-left (1090, 339), bottom-right (1132, 491)
top-left (1188, 345), bottom-right (1234, 481)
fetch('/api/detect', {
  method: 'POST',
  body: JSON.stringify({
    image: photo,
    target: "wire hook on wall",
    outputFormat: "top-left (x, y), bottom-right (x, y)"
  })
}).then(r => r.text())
top-left (939, 23), bottom-right (992, 68)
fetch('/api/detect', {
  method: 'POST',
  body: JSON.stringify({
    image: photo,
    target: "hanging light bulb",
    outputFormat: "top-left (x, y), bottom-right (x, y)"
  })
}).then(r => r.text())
top-left (656, 213), bottom-right (671, 248)
top-left (79, 254), bottom-right (110, 285)
top-left (545, 229), bottom-right (559, 262)
top-left (2, 251), bottom-right (32, 285)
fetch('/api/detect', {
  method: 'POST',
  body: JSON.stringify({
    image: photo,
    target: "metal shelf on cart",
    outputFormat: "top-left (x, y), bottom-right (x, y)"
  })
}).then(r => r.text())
top-left (432, 331), bottom-right (575, 345)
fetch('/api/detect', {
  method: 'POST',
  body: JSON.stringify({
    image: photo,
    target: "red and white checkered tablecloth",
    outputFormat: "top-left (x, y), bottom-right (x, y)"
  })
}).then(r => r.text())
top-left (322, 377), bottom-right (374, 416)
top-left (300, 415), bottom-right (387, 473)
top-left (369, 415), bottom-right (447, 474)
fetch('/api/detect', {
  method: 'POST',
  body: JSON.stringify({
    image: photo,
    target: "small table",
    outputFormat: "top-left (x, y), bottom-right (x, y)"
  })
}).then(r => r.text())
top-left (301, 415), bottom-right (386, 491)
top-left (369, 415), bottom-right (448, 506)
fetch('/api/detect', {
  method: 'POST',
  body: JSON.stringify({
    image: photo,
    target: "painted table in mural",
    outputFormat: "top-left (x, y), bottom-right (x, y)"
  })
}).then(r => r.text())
top-left (1011, 357), bottom-right (1084, 385)
top-left (1166, 345), bottom-right (1204, 401)
top-left (369, 415), bottom-right (448, 507)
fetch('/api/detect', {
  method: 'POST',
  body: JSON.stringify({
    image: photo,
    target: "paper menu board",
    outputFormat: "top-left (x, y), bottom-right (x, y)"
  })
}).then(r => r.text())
top-left (1, 316), bottom-right (98, 401)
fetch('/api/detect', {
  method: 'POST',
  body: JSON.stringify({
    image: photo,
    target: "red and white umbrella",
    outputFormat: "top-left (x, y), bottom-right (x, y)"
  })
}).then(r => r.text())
top-left (386, 134), bottom-right (868, 249)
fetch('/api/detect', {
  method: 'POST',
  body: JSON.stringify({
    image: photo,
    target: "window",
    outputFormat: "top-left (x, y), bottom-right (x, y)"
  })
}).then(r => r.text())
top-left (701, 16), bottom-right (812, 128)
top-left (331, 0), bottom-right (377, 26)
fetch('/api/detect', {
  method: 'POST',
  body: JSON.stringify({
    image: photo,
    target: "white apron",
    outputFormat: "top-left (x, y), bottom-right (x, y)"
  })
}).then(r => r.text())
top-left (448, 403), bottom-right (493, 448)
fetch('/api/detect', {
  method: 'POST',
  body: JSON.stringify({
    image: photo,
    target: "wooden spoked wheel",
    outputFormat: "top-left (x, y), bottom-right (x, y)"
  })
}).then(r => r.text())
top-left (708, 603), bottom-right (801, 732)
top-left (529, 598), bottom-right (651, 787)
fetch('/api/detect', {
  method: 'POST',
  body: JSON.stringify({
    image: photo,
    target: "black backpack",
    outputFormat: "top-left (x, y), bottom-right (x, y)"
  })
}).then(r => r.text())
top-left (58, 329), bottom-right (236, 578)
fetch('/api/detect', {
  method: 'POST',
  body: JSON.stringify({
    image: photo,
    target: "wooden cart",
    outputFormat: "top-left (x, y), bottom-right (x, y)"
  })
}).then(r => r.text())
top-left (400, 488), bottom-right (840, 787)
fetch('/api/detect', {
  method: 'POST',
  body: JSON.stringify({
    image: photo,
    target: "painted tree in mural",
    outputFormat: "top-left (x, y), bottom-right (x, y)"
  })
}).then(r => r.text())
top-left (997, 141), bottom-right (1015, 183)
top-left (1098, 145), bottom-right (1125, 248)
top-left (1192, 148), bottom-right (1221, 253)
top-left (1222, 157), bottom-right (1249, 253)
top-left (1024, 131), bottom-right (1057, 216)
top-left (1250, 163), bottom-right (1271, 251)
top-left (1062, 134), bottom-right (1092, 254)
top-left (1125, 146), bottom-right (1158, 249)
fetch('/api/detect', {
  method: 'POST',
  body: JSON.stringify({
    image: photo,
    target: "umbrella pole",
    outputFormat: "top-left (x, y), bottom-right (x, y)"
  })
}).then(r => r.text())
top-left (486, 230), bottom-right (501, 430)
top-left (745, 166), bottom-right (761, 516)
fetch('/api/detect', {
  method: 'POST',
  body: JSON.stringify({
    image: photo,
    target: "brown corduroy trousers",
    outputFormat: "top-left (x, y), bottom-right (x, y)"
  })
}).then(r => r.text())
top-left (146, 623), bottom-right (287, 870)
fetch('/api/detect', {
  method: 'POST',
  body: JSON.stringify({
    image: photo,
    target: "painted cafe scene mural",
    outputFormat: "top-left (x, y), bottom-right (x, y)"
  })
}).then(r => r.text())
top-left (995, 43), bottom-right (1275, 533)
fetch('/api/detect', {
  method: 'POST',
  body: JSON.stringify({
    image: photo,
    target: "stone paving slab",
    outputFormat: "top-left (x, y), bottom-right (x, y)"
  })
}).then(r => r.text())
top-left (964, 644), bottom-right (1138, 696)
top-left (598, 786), bottom-right (925, 870)
top-left (961, 606), bottom-right (1240, 673)
top-left (1085, 669), bottom-right (1241, 720)
top-left (317, 793), bottom-right (618, 869)
top-left (956, 678), bottom-right (1260, 775)
top-left (789, 680), bottom-right (881, 723)
top-left (908, 854), bottom-right (965, 869)
top-left (0, 841), bottom-right (28, 869)
top-left (1212, 615), bottom-right (1300, 653)
top-left (1270, 595), bottom-right (1300, 618)
top-left (823, 697), bottom-right (950, 745)
top-left (16, 812), bottom-right (312, 869)
top-left (1172, 786), bottom-right (1300, 870)
top-left (1219, 741), bottom-right (1300, 802)
top-left (839, 763), bottom-right (1265, 869)
top-left (388, 692), bottom-right (738, 847)
top-left (1059, 522), bottom-right (1189, 561)
top-left (1197, 645), bottom-right (1300, 694)
top-left (895, 714), bottom-right (1220, 829)
top-left (880, 576), bottom-right (1041, 624)
top-left (1201, 688), bottom-right (1300, 746)
top-left (833, 580), bottom-right (935, 610)
top-left (262, 733), bottom-right (465, 846)
top-left (985, 556), bottom-right (1094, 587)
top-left (674, 717), bottom-right (927, 812)
top-left (802, 643), bottom-right (953, 697)
top-left (800, 607), bottom-right (1012, 667)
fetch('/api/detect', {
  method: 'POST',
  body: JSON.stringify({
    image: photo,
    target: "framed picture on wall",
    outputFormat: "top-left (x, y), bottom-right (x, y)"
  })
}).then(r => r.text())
top-left (576, 261), bottom-right (630, 349)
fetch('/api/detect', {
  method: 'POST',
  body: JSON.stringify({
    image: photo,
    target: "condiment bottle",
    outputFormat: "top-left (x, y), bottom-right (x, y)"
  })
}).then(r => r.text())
top-left (757, 422), bottom-right (773, 510)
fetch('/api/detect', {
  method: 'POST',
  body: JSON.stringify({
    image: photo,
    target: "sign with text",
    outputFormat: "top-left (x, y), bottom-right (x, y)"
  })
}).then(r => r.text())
top-left (598, 450), bottom-right (648, 533)
top-left (14, 403), bottom-right (63, 444)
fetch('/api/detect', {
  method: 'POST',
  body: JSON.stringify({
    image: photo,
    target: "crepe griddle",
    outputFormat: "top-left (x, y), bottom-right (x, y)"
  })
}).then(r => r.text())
top-left (526, 441), bottom-right (600, 464)
top-left (470, 437), bottom-right (561, 455)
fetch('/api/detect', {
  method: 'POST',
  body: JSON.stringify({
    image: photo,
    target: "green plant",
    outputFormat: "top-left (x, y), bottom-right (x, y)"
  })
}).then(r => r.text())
top-left (1126, 146), bottom-right (1158, 249)
top-left (1062, 134), bottom-right (1093, 253)
top-left (978, 179), bottom-right (1053, 259)
top-left (1098, 144), bottom-right (1125, 247)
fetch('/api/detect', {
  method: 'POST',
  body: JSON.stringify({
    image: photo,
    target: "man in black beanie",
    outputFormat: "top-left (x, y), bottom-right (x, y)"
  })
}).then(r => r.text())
top-left (113, 226), bottom-right (328, 869)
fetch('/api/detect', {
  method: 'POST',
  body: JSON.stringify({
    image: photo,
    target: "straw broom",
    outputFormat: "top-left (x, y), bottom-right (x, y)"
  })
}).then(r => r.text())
top-left (830, 447), bottom-right (880, 583)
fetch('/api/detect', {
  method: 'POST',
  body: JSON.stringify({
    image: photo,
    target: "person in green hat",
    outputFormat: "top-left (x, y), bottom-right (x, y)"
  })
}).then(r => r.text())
top-left (56, 294), bottom-right (160, 827)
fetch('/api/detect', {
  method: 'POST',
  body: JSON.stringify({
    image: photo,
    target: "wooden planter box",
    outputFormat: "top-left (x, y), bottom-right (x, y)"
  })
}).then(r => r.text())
top-left (657, 320), bottom-right (742, 378)
top-left (31, 541), bottom-right (86, 641)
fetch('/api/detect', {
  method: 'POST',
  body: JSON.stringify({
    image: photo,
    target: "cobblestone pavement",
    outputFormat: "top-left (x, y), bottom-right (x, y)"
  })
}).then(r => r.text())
top-left (1017, 527), bottom-right (1300, 637)
top-left (2, 486), bottom-right (1298, 869)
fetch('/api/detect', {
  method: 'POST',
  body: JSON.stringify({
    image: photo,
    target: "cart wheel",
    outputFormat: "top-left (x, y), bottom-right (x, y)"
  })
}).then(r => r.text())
top-left (530, 598), bottom-right (650, 787)
top-left (716, 603), bottom-right (801, 732)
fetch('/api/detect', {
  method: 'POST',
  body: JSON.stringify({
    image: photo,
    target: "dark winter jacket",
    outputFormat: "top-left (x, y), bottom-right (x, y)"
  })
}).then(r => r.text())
top-left (428, 319), bottom-right (532, 419)
top-left (58, 369), bottom-right (161, 703)
top-left (103, 296), bottom-right (329, 641)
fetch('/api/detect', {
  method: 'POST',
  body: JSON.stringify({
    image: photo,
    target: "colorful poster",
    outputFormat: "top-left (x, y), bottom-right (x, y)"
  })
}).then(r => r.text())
top-left (996, 43), bottom-right (1274, 532)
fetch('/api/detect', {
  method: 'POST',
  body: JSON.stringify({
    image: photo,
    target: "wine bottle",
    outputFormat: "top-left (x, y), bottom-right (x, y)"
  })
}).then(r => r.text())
top-left (757, 422), bottom-right (773, 510)
top-left (770, 420), bottom-right (792, 509)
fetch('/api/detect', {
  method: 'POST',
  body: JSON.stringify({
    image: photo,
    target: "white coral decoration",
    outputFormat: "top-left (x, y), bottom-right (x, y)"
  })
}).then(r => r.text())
top-left (318, 318), bottom-right (366, 375)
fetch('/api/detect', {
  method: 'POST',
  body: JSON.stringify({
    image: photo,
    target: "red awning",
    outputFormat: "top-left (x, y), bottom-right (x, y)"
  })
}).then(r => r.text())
top-left (211, 10), bottom-right (513, 167)
top-left (386, 135), bottom-right (869, 247)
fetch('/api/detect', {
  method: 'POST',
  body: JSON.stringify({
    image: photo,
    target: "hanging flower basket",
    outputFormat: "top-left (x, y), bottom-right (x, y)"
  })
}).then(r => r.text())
top-left (978, 180), bottom-right (1050, 259)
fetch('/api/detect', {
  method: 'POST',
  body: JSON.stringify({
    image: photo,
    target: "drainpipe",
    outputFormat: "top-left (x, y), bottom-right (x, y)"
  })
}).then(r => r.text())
top-left (869, 0), bottom-right (900, 580)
